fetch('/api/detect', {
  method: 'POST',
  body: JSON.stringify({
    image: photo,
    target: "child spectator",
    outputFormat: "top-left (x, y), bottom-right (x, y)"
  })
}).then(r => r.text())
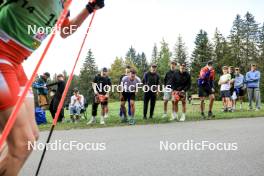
top-left (218, 66), bottom-right (232, 112)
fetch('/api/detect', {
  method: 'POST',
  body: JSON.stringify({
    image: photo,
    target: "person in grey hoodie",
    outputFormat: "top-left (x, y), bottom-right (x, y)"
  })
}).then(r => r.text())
top-left (234, 67), bottom-right (245, 110)
top-left (245, 64), bottom-right (261, 111)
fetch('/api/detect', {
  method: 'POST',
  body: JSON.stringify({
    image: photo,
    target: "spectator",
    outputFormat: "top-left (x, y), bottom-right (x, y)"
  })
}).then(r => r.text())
top-left (245, 64), bottom-right (261, 111)
top-left (142, 64), bottom-right (160, 119)
top-left (32, 72), bottom-right (50, 108)
top-left (229, 66), bottom-right (236, 110)
top-left (69, 88), bottom-right (84, 123)
top-left (170, 63), bottom-right (191, 121)
top-left (119, 65), bottom-right (131, 122)
top-left (87, 68), bottom-right (111, 125)
top-left (48, 74), bottom-right (66, 122)
top-left (198, 60), bottom-right (215, 119)
top-left (120, 69), bottom-right (141, 125)
top-left (218, 66), bottom-right (232, 112)
top-left (234, 67), bottom-right (245, 110)
top-left (163, 61), bottom-right (177, 118)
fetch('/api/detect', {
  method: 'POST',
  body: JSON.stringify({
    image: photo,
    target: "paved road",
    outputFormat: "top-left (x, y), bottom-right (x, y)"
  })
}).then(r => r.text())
top-left (21, 117), bottom-right (264, 176)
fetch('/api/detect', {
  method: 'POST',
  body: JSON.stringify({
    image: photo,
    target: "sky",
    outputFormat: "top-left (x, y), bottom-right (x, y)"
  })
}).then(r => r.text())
top-left (23, 0), bottom-right (264, 77)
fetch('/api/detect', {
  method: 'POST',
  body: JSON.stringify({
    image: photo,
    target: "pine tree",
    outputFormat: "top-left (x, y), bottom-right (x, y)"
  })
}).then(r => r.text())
top-left (173, 35), bottom-right (188, 64)
top-left (141, 52), bottom-right (149, 74)
top-left (151, 43), bottom-right (159, 64)
top-left (79, 49), bottom-right (98, 104)
top-left (242, 12), bottom-right (260, 69)
top-left (229, 15), bottom-right (245, 71)
top-left (126, 46), bottom-right (137, 65)
top-left (158, 38), bottom-right (171, 82)
top-left (191, 30), bottom-right (213, 92)
top-left (213, 28), bottom-right (232, 73)
top-left (259, 23), bottom-right (264, 63)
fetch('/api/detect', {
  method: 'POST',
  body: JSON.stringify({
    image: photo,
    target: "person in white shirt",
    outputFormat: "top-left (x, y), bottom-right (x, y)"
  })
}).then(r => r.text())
top-left (69, 88), bottom-right (84, 123)
top-left (218, 66), bottom-right (232, 112)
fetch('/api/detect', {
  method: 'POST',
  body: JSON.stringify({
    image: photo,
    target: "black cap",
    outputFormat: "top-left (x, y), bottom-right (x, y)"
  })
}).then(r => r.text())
top-left (44, 72), bottom-right (50, 78)
top-left (102, 67), bottom-right (108, 72)
top-left (207, 60), bottom-right (213, 66)
top-left (179, 62), bottom-right (186, 66)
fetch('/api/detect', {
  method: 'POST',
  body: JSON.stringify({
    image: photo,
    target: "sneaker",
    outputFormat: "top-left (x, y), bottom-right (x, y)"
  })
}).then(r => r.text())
top-left (104, 113), bottom-right (109, 119)
top-left (100, 117), bottom-right (105, 125)
top-left (179, 114), bottom-right (186, 122)
top-left (239, 104), bottom-right (242, 110)
top-left (248, 107), bottom-right (253, 111)
top-left (129, 118), bottom-right (136, 125)
top-left (255, 108), bottom-right (260, 112)
top-left (201, 113), bottom-right (206, 119)
top-left (162, 113), bottom-right (168, 118)
top-left (170, 113), bottom-right (178, 121)
top-left (208, 111), bottom-right (215, 119)
top-left (121, 117), bottom-right (128, 123)
top-left (222, 108), bottom-right (228, 112)
top-left (87, 117), bottom-right (96, 125)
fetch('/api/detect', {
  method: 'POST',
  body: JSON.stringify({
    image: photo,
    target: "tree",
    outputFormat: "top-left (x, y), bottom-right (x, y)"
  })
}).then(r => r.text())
top-left (213, 28), bottom-right (232, 73)
top-left (125, 46), bottom-right (137, 65)
top-left (191, 30), bottom-right (213, 92)
top-left (229, 15), bottom-right (245, 71)
top-left (259, 23), bottom-right (264, 64)
top-left (109, 57), bottom-right (125, 85)
top-left (109, 57), bottom-right (125, 99)
top-left (151, 43), bottom-right (159, 64)
top-left (242, 12), bottom-right (260, 69)
top-left (173, 35), bottom-right (188, 64)
top-left (78, 49), bottom-right (98, 104)
top-left (157, 38), bottom-right (171, 82)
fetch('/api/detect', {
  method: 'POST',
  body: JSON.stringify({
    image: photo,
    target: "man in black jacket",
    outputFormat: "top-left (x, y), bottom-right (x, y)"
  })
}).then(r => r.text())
top-left (87, 68), bottom-right (112, 125)
top-left (48, 74), bottom-right (66, 122)
top-left (171, 63), bottom-right (191, 122)
top-left (143, 64), bottom-right (160, 119)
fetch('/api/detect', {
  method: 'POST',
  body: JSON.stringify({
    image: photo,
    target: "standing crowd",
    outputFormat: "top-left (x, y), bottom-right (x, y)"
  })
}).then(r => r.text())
top-left (69, 60), bottom-right (260, 126)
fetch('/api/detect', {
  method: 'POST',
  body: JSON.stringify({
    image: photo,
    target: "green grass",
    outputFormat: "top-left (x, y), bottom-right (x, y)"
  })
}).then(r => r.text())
top-left (38, 100), bottom-right (264, 131)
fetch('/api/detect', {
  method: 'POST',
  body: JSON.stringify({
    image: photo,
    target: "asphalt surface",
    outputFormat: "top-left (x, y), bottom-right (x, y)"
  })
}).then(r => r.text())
top-left (21, 117), bottom-right (264, 176)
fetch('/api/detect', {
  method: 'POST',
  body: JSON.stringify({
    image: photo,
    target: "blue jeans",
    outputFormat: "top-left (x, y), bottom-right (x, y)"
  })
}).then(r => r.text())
top-left (69, 106), bottom-right (81, 115)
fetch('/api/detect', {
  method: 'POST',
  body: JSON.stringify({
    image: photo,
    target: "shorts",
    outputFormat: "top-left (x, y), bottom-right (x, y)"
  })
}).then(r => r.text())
top-left (121, 92), bottom-right (136, 101)
top-left (172, 91), bottom-right (186, 102)
top-left (0, 58), bottom-right (29, 111)
top-left (198, 86), bottom-right (214, 97)
top-left (235, 88), bottom-right (245, 97)
top-left (94, 95), bottom-right (108, 106)
top-left (163, 89), bottom-right (172, 101)
top-left (69, 106), bottom-right (81, 115)
top-left (220, 90), bottom-right (231, 98)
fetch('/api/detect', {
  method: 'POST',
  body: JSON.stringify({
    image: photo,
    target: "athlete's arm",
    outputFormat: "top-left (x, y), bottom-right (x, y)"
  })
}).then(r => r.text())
top-left (60, 0), bottom-right (104, 38)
